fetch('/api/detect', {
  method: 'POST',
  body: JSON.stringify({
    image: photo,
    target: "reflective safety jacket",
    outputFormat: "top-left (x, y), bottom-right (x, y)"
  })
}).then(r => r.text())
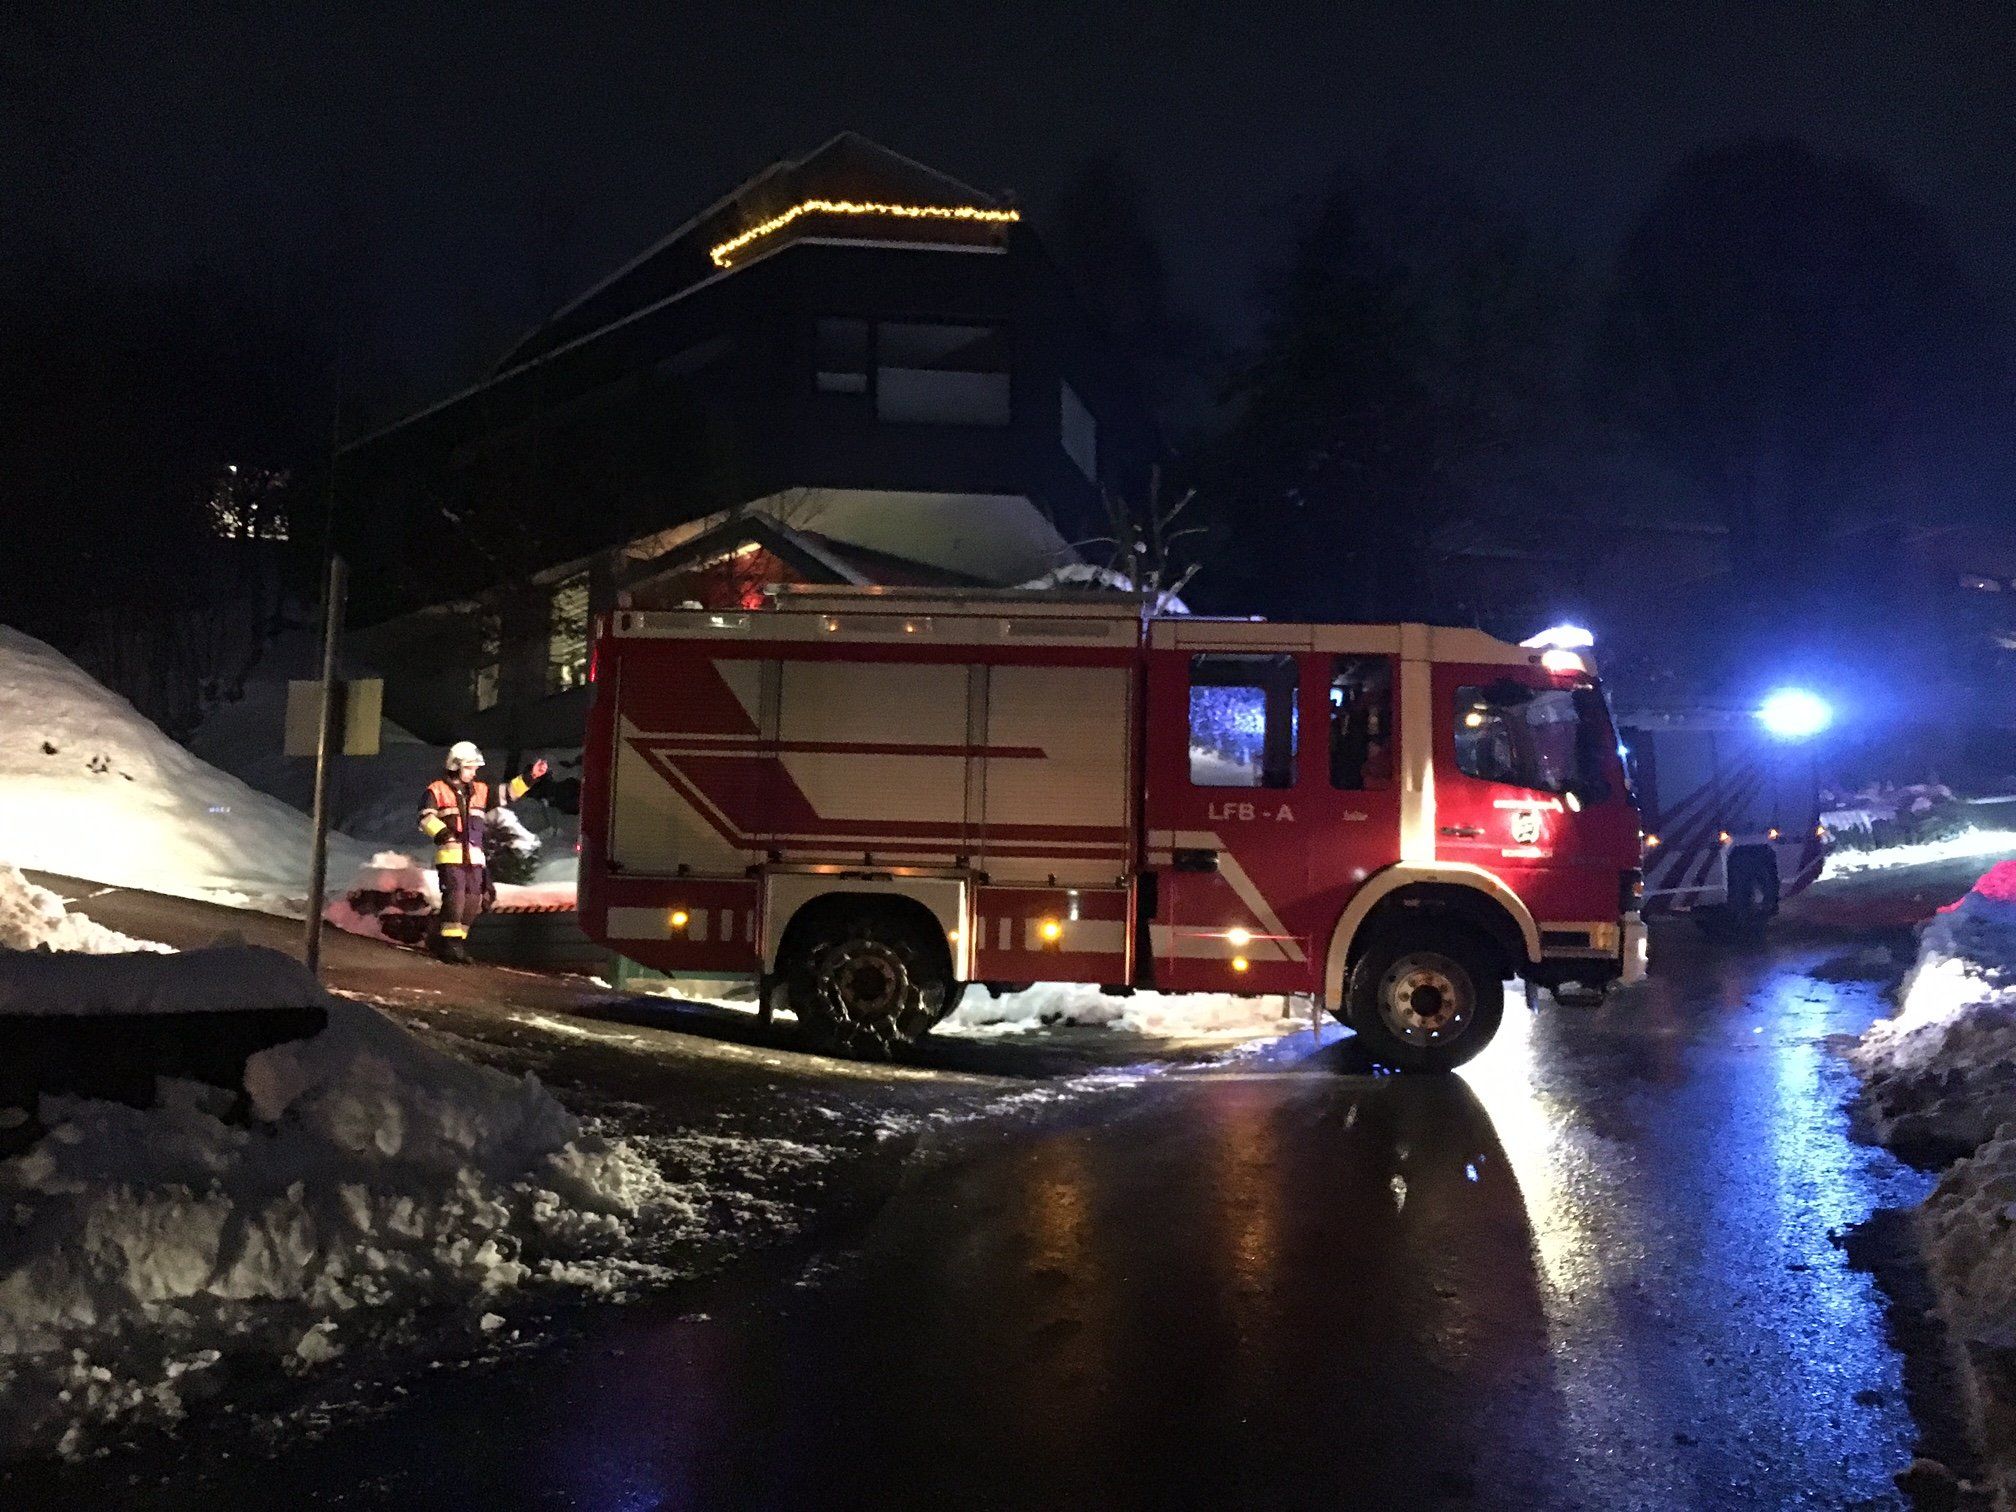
top-left (419, 773), bottom-right (533, 867)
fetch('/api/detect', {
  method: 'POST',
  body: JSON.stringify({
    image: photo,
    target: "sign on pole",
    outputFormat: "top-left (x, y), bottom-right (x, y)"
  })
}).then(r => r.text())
top-left (285, 676), bottom-right (383, 757)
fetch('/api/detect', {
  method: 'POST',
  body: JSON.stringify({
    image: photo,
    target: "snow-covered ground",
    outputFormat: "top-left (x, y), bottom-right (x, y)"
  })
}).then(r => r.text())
top-left (0, 627), bottom-right (375, 912)
top-left (623, 975), bottom-right (1302, 1044)
top-left (941, 982), bottom-right (1300, 1039)
top-left (0, 873), bottom-right (678, 1460)
top-left (1822, 828), bottom-right (2016, 879)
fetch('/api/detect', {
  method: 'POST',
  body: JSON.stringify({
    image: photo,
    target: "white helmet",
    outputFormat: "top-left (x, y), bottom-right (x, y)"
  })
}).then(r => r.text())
top-left (446, 741), bottom-right (485, 769)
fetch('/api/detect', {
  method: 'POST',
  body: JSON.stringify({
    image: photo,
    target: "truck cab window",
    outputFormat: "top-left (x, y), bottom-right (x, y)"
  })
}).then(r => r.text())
top-left (1189, 653), bottom-right (1298, 788)
top-left (1330, 656), bottom-right (1393, 790)
top-left (1455, 679), bottom-right (1612, 800)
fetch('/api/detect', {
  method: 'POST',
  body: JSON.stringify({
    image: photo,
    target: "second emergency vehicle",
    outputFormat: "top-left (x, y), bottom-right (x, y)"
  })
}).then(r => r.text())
top-left (579, 589), bottom-right (1646, 1070)
top-left (1615, 704), bottom-right (1828, 937)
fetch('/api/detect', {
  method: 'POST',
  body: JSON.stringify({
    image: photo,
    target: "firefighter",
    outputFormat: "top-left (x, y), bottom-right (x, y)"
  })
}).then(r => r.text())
top-left (419, 741), bottom-right (549, 962)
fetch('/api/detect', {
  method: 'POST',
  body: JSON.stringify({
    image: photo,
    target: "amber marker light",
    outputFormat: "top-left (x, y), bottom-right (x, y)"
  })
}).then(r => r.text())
top-left (1231, 956), bottom-right (1251, 973)
top-left (669, 909), bottom-right (690, 930)
top-left (1039, 919), bottom-right (1063, 943)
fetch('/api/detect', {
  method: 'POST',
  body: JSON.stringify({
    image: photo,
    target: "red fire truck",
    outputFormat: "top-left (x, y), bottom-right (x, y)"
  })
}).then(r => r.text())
top-left (579, 589), bottom-right (1646, 1070)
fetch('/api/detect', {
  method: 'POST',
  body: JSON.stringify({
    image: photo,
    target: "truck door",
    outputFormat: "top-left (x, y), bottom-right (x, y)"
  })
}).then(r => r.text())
top-left (1146, 647), bottom-right (1301, 994)
top-left (1144, 647), bottom-right (1400, 995)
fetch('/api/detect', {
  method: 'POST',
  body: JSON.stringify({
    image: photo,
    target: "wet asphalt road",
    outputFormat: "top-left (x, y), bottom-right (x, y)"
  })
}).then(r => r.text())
top-left (42, 918), bottom-right (1944, 1511)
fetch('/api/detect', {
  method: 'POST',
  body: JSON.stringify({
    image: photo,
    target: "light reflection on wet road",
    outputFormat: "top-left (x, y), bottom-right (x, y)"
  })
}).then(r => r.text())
top-left (51, 926), bottom-right (1935, 1510)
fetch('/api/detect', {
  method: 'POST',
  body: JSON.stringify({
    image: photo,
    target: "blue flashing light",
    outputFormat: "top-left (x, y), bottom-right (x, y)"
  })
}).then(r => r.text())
top-left (1757, 688), bottom-right (1833, 740)
top-left (1520, 623), bottom-right (1595, 651)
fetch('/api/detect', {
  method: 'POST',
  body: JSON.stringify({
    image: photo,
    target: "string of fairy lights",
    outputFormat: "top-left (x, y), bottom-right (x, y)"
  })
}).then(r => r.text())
top-left (708, 199), bottom-right (1021, 268)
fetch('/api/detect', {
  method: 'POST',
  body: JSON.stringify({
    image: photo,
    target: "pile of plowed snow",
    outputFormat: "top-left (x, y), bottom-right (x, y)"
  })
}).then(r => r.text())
top-left (0, 627), bottom-right (372, 910)
top-left (0, 863), bottom-right (168, 955)
top-left (0, 883), bottom-right (673, 1461)
top-left (1853, 883), bottom-right (2016, 1155)
top-left (1852, 870), bottom-right (2016, 1484)
top-left (943, 982), bottom-right (1297, 1039)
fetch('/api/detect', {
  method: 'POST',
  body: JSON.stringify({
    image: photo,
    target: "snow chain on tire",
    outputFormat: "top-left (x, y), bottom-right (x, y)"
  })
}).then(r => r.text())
top-left (794, 915), bottom-right (950, 1059)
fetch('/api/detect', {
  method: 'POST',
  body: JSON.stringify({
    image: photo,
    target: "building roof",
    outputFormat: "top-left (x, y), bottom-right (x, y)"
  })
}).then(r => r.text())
top-left (501, 132), bottom-right (1014, 369)
top-left (341, 133), bottom-right (1018, 456)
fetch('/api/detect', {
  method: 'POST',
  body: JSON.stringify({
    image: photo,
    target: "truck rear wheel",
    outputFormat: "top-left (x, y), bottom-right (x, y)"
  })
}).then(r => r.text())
top-left (1343, 926), bottom-right (1504, 1073)
top-left (784, 905), bottom-right (954, 1059)
top-left (1697, 849), bottom-right (1778, 943)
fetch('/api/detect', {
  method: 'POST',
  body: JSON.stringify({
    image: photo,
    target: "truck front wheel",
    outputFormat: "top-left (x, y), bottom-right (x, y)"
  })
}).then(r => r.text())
top-left (784, 906), bottom-right (954, 1059)
top-left (1343, 926), bottom-right (1505, 1073)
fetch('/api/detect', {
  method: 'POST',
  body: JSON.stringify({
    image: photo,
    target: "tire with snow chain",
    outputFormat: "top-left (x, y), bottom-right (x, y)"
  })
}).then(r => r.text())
top-left (784, 906), bottom-right (954, 1059)
top-left (1696, 850), bottom-right (1777, 943)
top-left (1342, 925), bottom-right (1504, 1073)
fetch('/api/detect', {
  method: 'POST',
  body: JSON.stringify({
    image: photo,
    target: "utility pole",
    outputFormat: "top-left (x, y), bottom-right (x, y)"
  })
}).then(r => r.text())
top-left (303, 554), bottom-right (347, 977)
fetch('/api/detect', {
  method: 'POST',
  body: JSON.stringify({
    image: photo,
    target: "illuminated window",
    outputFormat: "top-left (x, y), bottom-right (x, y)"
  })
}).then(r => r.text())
top-left (1329, 656), bottom-right (1393, 790)
top-left (815, 318), bottom-right (869, 394)
top-left (547, 573), bottom-right (590, 695)
top-left (1060, 380), bottom-right (1097, 482)
top-left (1189, 654), bottom-right (1298, 789)
top-left (876, 322), bottom-right (1010, 425)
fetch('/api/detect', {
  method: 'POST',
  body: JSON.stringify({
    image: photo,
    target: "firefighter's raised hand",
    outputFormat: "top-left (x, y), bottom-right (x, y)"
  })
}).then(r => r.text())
top-left (529, 758), bottom-right (550, 783)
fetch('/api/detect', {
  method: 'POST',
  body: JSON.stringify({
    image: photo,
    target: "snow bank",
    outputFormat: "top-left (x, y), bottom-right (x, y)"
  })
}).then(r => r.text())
top-left (0, 946), bottom-right (673, 1459)
top-left (1852, 872), bottom-right (2016, 1488)
top-left (0, 626), bottom-right (373, 910)
top-left (0, 864), bottom-right (167, 956)
top-left (943, 982), bottom-right (1296, 1039)
top-left (1917, 1132), bottom-right (2016, 1352)
top-left (1852, 887), bottom-right (2016, 1154)
top-left (1823, 828), bottom-right (2016, 879)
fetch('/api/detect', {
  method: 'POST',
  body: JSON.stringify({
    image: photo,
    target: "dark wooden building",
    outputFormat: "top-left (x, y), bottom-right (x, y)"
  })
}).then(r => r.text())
top-left (341, 134), bottom-right (1160, 749)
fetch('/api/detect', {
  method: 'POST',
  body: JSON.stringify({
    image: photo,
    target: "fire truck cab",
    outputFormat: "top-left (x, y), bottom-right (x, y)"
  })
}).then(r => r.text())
top-left (580, 589), bottom-right (1646, 1071)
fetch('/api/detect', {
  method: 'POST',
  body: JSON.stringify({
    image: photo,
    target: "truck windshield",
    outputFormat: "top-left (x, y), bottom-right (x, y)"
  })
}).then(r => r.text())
top-left (1455, 680), bottom-right (1614, 800)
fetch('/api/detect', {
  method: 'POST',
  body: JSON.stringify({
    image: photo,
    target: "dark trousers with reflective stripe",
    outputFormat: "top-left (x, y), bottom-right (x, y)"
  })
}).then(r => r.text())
top-left (437, 864), bottom-right (489, 939)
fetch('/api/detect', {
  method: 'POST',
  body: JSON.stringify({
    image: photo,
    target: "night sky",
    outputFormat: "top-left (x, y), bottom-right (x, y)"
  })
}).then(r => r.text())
top-left (7, 1), bottom-right (2012, 402)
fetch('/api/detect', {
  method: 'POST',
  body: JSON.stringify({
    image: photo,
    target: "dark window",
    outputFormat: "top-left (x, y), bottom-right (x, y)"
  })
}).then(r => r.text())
top-left (875, 322), bottom-right (1010, 425)
top-left (815, 318), bottom-right (870, 394)
top-left (1329, 656), bottom-right (1393, 790)
top-left (1455, 680), bottom-right (1612, 799)
top-left (1189, 654), bottom-right (1298, 788)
